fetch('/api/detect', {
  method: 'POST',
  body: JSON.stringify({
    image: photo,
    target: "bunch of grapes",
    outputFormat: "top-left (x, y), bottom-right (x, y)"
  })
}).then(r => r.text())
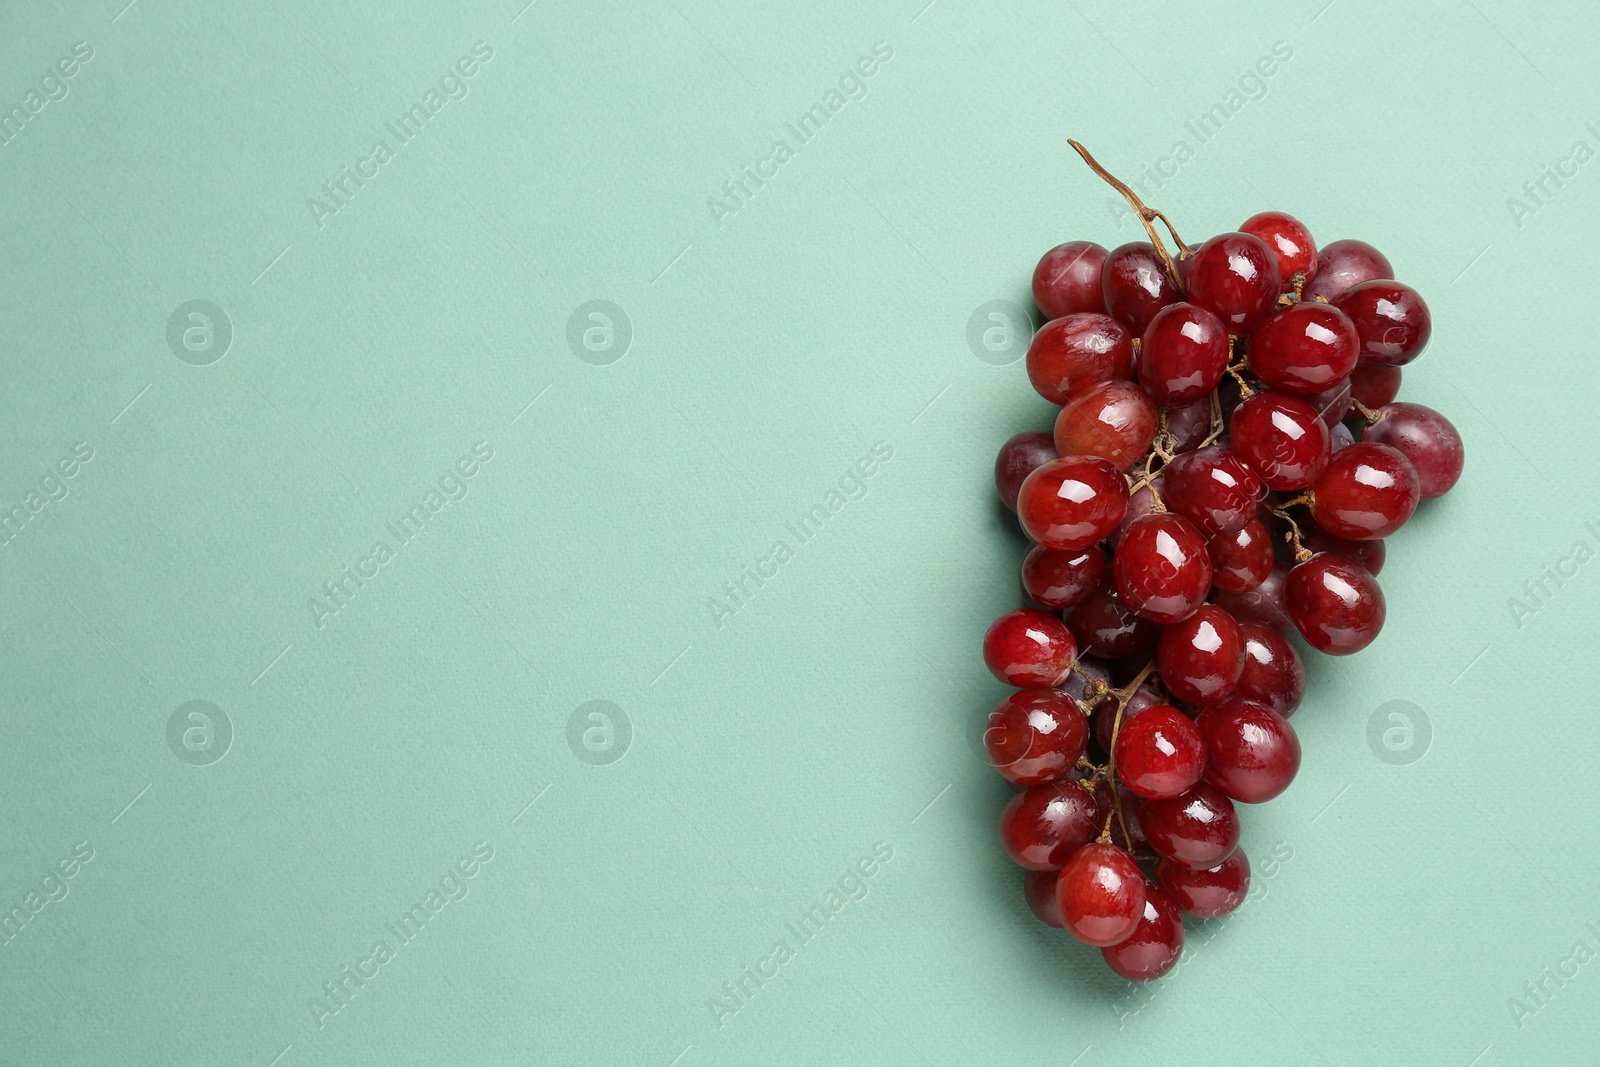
top-left (983, 142), bottom-right (1465, 982)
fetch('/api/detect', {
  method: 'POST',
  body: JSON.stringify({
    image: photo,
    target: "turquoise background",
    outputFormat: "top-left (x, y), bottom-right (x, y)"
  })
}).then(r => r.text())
top-left (3, 0), bottom-right (1598, 1063)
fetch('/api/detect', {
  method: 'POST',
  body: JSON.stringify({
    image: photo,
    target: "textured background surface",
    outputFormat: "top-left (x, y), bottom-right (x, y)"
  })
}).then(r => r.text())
top-left (2, 1), bottom-right (1597, 1064)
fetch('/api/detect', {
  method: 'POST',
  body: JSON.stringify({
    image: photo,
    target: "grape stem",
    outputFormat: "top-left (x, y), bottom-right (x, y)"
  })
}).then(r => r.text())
top-left (1199, 390), bottom-right (1227, 448)
top-left (1097, 660), bottom-right (1156, 847)
top-left (1069, 661), bottom-right (1110, 714)
top-left (1351, 398), bottom-right (1383, 424)
top-left (1068, 139), bottom-right (1189, 292)
top-left (1267, 503), bottom-right (1314, 563)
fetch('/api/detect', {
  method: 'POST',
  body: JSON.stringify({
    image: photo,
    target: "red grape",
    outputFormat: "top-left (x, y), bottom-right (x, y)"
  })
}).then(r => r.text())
top-left (1334, 281), bottom-right (1431, 367)
top-left (1233, 622), bottom-right (1306, 717)
top-left (1362, 402), bottom-right (1464, 499)
top-left (1057, 843), bottom-right (1146, 946)
top-left (1024, 868), bottom-right (1065, 927)
top-left (1068, 583), bottom-right (1160, 660)
top-left (1195, 697), bottom-right (1301, 803)
top-left (1113, 513), bottom-right (1213, 624)
top-left (1165, 397), bottom-right (1214, 452)
top-left (1186, 232), bottom-right (1280, 332)
top-left (1100, 880), bottom-right (1185, 980)
top-left (985, 688), bottom-right (1089, 786)
top-left (1156, 604), bottom-right (1246, 706)
top-left (1025, 313), bottom-right (1135, 405)
top-left (1246, 302), bottom-right (1360, 394)
top-left (1092, 685), bottom-right (1162, 754)
top-left (1139, 302), bottom-right (1230, 406)
top-left (1055, 379), bottom-right (1159, 469)
top-left (1033, 241), bottom-right (1109, 319)
top-left (1285, 552), bottom-right (1386, 655)
top-left (1140, 782), bottom-right (1240, 869)
top-left (1207, 518), bottom-right (1274, 593)
top-left (1113, 703), bottom-right (1207, 799)
top-left (1102, 243), bottom-right (1180, 335)
top-left (995, 432), bottom-right (1058, 511)
top-left (1016, 456), bottom-right (1130, 551)
top-left (983, 608), bottom-right (1078, 687)
top-left (1212, 561), bottom-right (1293, 634)
top-left (1308, 442), bottom-right (1420, 540)
top-left (1302, 239), bottom-right (1392, 302)
top-left (1021, 544), bottom-right (1107, 611)
top-left (1349, 362), bottom-right (1402, 410)
top-left (999, 780), bottom-right (1098, 870)
top-left (1157, 850), bottom-right (1250, 919)
top-left (1299, 521), bottom-right (1385, 575)
top-left (1239, 211), bottom-right (1317, 289)
top-left (1162, 446), bottom-right (1265, 537)
top-left (1229, 390), bottom-right (1332, 491)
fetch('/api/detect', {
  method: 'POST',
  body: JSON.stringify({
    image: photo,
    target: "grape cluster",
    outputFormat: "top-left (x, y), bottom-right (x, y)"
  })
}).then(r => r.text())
top-left (983, 144), bottom-right (1465, 982)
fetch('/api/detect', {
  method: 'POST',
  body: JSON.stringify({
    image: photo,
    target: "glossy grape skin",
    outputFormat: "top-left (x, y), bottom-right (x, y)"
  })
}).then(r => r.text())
top-left (1033, 241), bottom-right (1110, 320)
top-left (1208, 518), bottom-right (1274, 593)
top-left (1349, 362), bottom-right (1402, 410)
top-left (1363, 402), bottom-right (1464, 499)
top-left (1139, 302), bottom-right (1230, 406)
top-left (1055, 380), bottom-right (1159, 469)
top-left (1299, 522), bottom-right (1386, 575)
top-left (1239, 211), bottom-right (1317, 290)
top-left (1165, 398), bottom-right (1214, 452)
top-left (1113, 513), bottom-right (1213, 624)
top-left (1229, 390), bottom-right (1332, 491)
top-left (1024, 869), bottom-right (1065, 927)
top-left (1102, 242), bottom-right (1181, 335)
top-left (983, 608), bottom-right (1078, 687)
top-left (1334, 281), bottom-right (1432, 367)
top-left (1285, 552), bottom-right (1386, 655)
top-left (1025, 313), bottom-right (1136, 406)
top-left (1212, 561), bottom-right (1293, 634)
top-left (1329, 422), bottom-right (1355, 451)
top-left (999, 780), bottom-right (1098, 870)
top-left (1113, 703), bottom-right (1207, 800)
top-left (1057, 843), bottom-right (1147, 947)
top-left (1017, 456), bottom-right (1130, 551)
top-left (995, 432), bottom-right (1058, 511)
top-left (1195, 697), bottom-right (1301, 803)
top-left (1021, 544), bottom-right (1107, 611)
top-left (1157, 605), bottom-right (1246, 706)
top-left (1304, 378), bottom-right (1353, 429)
top-left (1140, 782), bottom-right (1240, 870)
top-left (1100, 880), bottom-right (1185, 981)
top-left (1068, 583), bottom-right (1161, 660)
top-left (1246, 303), bottom-right (1361, 394)
top-left (1302, 239), bottom-right (1393, 302)
top-left (985, 689), bottom-right (1089, 786)
top-left (1234, 622), bottom-right (1306, 717)
top-left (1308, 442), bottom-right (1420, 540)
top-left (1162, 446), bottom-right (1265, 538)
top-left (1186, 232), bottom-right (1281, 332)
top-left (1157, 850), bottom-right (1250, 919)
